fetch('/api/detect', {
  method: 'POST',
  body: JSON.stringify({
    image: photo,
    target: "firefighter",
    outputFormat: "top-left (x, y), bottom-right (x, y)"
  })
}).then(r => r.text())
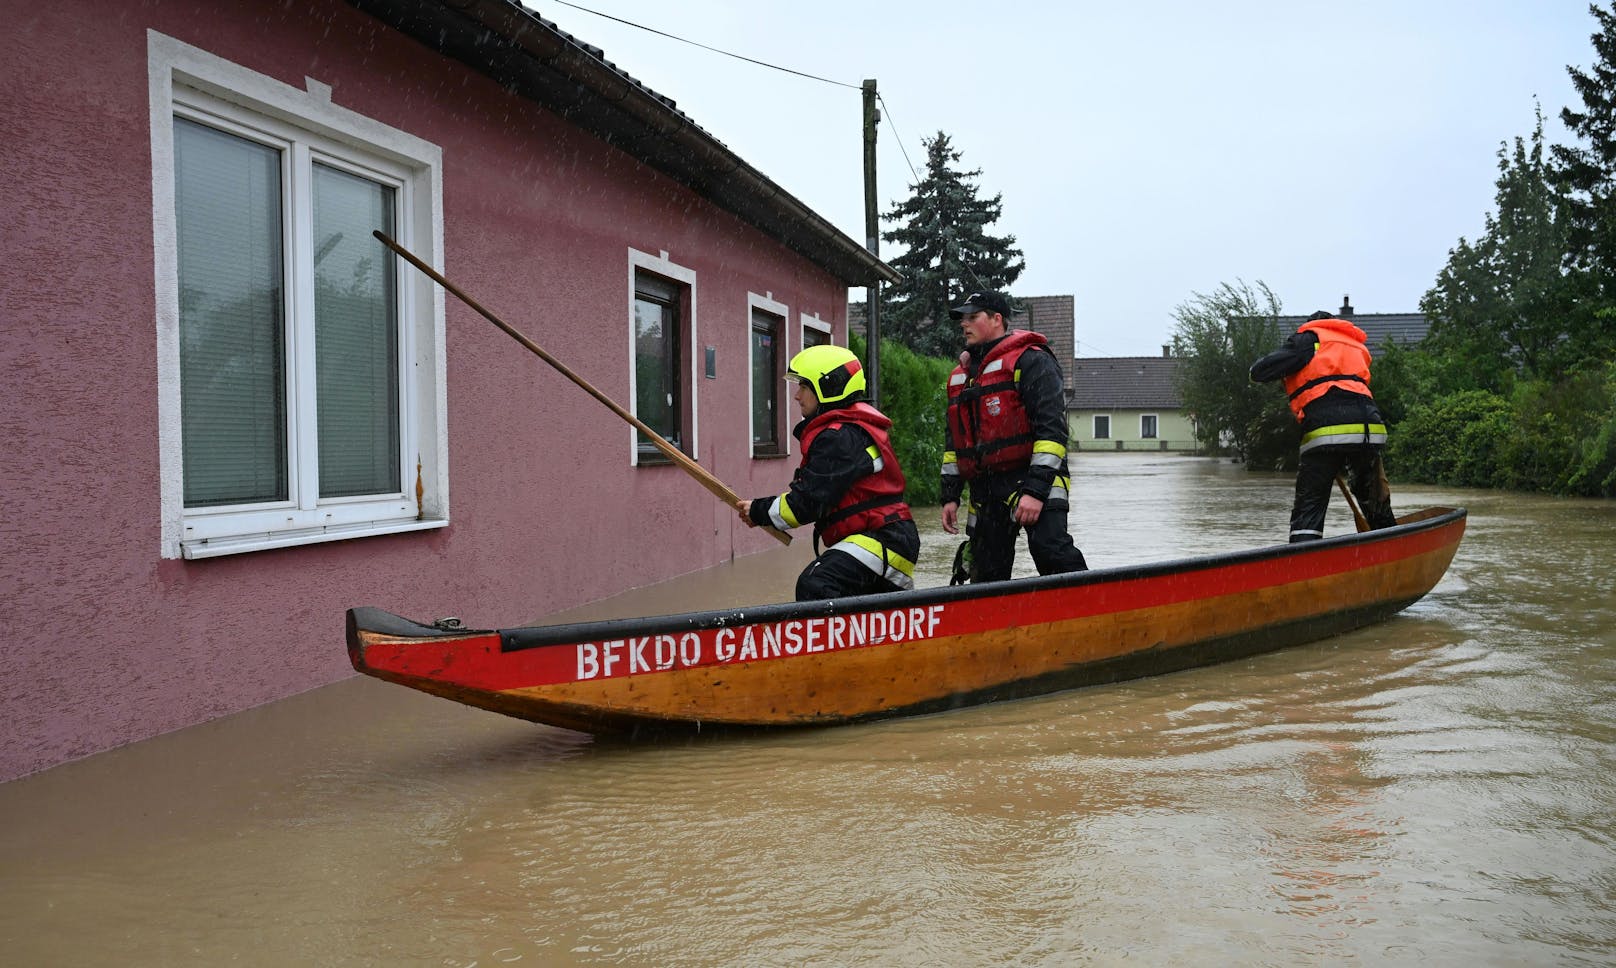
top-left (737, 345), bottom-right (920, 600)
top-left (940, 290), bottom-right (1088, 582)
top-left (1250, 310), bottom-right (1398, 541)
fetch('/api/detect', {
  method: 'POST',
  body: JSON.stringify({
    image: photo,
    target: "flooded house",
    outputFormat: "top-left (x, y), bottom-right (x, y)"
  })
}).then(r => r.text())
top-left (2, 0), bottom-right (896, 781)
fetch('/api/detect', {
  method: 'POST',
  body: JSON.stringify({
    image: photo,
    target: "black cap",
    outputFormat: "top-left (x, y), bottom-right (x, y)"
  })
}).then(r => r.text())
top-left (950, 290), bottom-right (1014, 319)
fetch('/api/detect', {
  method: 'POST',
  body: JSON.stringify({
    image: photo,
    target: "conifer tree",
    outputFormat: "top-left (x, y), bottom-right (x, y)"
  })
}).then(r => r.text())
top-left (1425, 111), bottom-right (1585, 387)
top-left (1553, 1), bottom-right (1616, 293)
top-left (879, 133), bottom-right (1024, 356)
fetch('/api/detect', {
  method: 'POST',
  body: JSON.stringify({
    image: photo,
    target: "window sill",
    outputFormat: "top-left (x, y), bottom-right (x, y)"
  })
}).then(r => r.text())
top-left (180, 517), bottom-right (447, 559)
top-left (751, 450), bottom-right (790, 460)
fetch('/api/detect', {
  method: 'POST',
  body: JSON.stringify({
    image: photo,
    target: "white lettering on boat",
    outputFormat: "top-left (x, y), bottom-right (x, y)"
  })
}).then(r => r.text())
top-left (571, 604), bottom-right (946, 681)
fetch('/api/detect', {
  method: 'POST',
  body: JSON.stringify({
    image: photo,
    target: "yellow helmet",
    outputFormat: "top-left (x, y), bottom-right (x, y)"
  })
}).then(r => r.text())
top-left (785, 345), bottom-right (866, 404)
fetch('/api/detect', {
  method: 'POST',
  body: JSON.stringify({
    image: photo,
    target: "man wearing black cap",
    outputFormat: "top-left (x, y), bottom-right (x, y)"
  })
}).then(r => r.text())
top-left (940, 290), bottom-right (1088, 582)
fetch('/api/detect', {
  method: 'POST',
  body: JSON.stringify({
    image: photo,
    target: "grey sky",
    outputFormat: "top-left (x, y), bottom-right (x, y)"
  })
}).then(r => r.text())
top-left (528, 1), bottom-right (1598, 356)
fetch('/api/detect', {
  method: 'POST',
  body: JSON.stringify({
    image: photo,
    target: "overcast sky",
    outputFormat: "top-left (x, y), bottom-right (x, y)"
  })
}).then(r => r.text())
top-left (528, 0), bottom-right (1600, 357)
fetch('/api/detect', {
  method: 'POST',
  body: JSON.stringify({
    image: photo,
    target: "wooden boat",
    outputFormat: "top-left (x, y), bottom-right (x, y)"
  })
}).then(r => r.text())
top-left (347, 506), bottom-right (1466, 734)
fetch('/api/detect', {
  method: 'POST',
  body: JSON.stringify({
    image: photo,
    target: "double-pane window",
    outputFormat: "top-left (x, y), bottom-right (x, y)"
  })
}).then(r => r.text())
top-left (176, 119), bottom-right (401, 511)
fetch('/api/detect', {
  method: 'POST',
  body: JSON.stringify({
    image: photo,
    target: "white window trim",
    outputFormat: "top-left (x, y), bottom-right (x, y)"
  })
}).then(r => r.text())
top-left (627, 248), bottom-right (698, 466)
top-left (800, 310), bottom-right (832, 347)
top-left (149, 31), bottom-right (447, 559)
top-left (1140, 413), bottom-right (1159, 439)
top-left (1093, 414), bottom-right (1112, 439)
top-left (747, 292), bottom-right (789, 458)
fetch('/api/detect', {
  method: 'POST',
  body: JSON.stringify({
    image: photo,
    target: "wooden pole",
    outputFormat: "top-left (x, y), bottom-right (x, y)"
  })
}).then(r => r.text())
top-left (1335, 474), bottom-right (1371, 533)
top-left (862, 78), bottom-right (881, 409)
top-left (376, 231), bottom-right (790, 545)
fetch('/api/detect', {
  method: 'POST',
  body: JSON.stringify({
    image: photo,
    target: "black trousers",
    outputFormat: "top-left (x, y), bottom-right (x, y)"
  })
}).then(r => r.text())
top-left (968, 481), bottom-right (1088, 583)
top-left (796, 520), bottom-right (921, 601)
top-left (1290, 444), bottom-right (1397, 542)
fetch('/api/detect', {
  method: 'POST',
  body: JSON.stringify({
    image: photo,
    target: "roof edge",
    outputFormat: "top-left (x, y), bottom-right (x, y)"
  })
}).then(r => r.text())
top-left (346, 0), bottom-right (900, 286)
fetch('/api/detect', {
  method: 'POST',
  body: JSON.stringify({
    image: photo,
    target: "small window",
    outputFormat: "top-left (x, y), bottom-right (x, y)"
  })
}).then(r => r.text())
top-left (1141, 414), bottom-right (1158, 439)
top-left (750, 304), bottom-right (786, 456)
top-left (633, 271), bottom-right (688, 462)
top-left (1094, 414), bottom-right (1111, 439)
top-left (801, 313), bottom-right (831, 349)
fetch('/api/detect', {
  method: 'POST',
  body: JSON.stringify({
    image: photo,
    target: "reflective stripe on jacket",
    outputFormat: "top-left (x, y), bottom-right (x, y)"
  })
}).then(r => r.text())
top-left (1282, 318), bottom-right (1374, 421)
top-left (825, 533), bottom-right (916, 589)
top-left (945, 330), bottom-right (1052, 479)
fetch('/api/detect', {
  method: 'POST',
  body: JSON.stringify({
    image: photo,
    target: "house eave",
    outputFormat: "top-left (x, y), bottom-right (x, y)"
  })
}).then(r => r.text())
top-left (345, 0), bottom-right (901, 287)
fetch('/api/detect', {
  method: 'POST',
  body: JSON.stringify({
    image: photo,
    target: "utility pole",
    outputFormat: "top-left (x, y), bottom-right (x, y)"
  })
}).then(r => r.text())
top-left (861, 78), bottom-right (881, 408)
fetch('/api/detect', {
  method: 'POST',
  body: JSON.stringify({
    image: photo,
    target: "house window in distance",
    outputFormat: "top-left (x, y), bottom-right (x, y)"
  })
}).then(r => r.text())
top-left (1094, 414), bottom-right (1111, 439)
top-left (1141, 414), bottom-right (1158, 439)
top-left (751, 306), bottom-right (785, 456)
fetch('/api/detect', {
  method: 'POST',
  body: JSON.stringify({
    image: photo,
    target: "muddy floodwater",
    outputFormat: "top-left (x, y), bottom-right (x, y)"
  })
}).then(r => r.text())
top-left (2, 454), bottom-right (1613, 965)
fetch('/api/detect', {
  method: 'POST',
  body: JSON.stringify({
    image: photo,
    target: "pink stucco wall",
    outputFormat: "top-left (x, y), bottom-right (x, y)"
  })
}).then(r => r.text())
top-left (0, 0), bottom-right (846, 781)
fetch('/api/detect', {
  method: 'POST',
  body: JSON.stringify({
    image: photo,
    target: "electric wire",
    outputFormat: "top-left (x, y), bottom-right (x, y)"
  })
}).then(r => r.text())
top-left (543, 1), bottom-right (1011, 317)
top-left (548, 0), bottom-right (862, 90)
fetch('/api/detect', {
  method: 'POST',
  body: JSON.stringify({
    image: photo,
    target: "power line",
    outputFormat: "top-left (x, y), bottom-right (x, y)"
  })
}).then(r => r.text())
top-left (548, 1), bottom-right (862, 90)
top-left (545, 2), bottom-right (997, 298)
top-left (874, 93), bottom-right (920, 184)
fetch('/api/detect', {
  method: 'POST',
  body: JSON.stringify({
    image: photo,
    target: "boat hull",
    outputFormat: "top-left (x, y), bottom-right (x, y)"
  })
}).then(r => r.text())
top-left (348, 507), bottom-right (1465, 733)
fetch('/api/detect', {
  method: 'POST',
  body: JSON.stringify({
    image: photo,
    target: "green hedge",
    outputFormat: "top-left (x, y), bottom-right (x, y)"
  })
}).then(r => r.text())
top-left (1386, 362), bottom-right (1616, 496)
top-left (851, 334), bottom-right (955, 506)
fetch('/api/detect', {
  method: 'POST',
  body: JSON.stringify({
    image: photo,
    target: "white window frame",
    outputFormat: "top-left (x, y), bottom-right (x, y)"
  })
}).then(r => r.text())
top-left (747, 292), bottom-right (789, 459)
top-left (800, 310), bottom-right (832, 350)
top-left (149, 32), bottom-right (447, 559)
top-left (1093, 414), bottom-right (1111, 440)
top-left (627, 249), bottom-right (698, 466)
top-left (1140, 413), bottom-right (1159, 439)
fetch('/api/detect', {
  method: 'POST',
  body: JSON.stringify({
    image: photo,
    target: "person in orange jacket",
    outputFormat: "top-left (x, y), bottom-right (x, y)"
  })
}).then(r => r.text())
top-left (1250, 311), bottom-right (1397, 541)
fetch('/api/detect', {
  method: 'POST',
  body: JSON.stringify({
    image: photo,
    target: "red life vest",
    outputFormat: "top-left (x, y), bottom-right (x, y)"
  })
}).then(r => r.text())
top-left (797, 402), bottom-right (912, 546)
top-left (946, 330), bottom-right (1049, 479)
top-left (1282, 318), bottom-right (1375, 421)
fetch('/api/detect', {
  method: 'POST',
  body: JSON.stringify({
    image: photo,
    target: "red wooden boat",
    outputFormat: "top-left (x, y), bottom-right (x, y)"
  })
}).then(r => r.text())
top-left (347, 507), bottom-right (1465, 733)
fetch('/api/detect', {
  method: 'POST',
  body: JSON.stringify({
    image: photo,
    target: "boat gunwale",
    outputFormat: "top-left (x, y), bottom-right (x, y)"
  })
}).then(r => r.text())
top-left (344, 506), bottom-right (1465, 652)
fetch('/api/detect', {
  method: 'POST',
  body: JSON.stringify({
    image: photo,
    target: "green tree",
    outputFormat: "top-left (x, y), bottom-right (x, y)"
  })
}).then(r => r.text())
top-left (1421, 109), bottom-right (1584, 390)
top-left (879, 132), bottom-right (1024, 356)
top-left (1169, 280), bottom-right (1292, 464)
top-left (1554, 2), bottom-right (1616, 298)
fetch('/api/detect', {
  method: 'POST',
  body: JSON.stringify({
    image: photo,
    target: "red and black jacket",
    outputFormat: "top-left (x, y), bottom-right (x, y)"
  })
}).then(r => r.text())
top-left (942, 331), bottom-right (1069, 503)
top-left (749, 401), bottom-right (912, 547)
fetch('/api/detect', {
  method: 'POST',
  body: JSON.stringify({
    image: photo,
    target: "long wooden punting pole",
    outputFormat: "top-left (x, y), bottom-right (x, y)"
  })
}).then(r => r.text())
top-left (1335, 474), bottom-right (1371, 532)
top-left (376, 231), bottom-right (790, 545)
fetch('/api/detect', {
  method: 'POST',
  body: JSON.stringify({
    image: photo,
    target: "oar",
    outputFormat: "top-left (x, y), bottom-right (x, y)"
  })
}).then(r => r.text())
top-left (1335, 474), bottom-right (1371, 533)
top-left (375, 230), bottom-right (790, 545)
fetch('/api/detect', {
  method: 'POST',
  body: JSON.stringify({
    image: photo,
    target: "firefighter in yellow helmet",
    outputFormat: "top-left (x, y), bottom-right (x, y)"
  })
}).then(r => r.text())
top-left (737, 345), bottom-right (920, 600)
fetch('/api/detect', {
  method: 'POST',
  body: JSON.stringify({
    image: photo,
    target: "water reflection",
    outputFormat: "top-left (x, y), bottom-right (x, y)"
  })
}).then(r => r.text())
top-left (2, 455), bottom-right (1613, 965)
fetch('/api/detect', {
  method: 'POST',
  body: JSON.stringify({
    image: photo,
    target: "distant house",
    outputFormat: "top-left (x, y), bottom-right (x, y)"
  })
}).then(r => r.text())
top-left (1067, 350), bottom-right (1196, 452)
top-left (848, 293), bottom-right (1076, 387)
top-left (1277, 296), bottom-right (1430, 357)
top-left (3, 0), bottom-right (896, 781)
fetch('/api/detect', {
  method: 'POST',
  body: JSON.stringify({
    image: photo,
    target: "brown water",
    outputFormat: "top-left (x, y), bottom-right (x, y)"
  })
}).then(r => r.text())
top-left (3, 454), bottom-right (1613, 966)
